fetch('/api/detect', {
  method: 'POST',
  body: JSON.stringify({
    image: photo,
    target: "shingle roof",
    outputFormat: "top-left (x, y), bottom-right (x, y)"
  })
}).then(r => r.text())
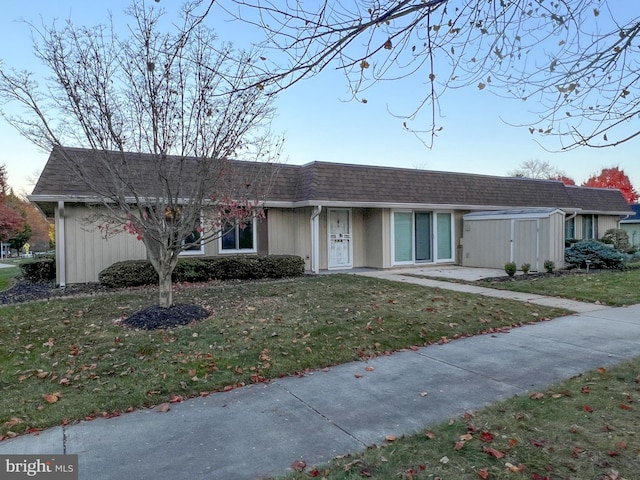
top-left (30, 147), bottom-right (633, 215)
top-left (620, 203), bottom-right (640, 223)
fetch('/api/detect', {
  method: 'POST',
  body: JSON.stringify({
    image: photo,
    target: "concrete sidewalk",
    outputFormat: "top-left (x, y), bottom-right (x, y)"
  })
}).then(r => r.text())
top-left (2, 274), bottom-right (639, 480)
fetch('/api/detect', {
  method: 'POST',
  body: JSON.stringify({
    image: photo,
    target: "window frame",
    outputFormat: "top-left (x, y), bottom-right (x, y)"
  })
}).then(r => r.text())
top-left (179, 216), bottom-right (205, 256)
top-left (218, 216), bottom-right (258, 254)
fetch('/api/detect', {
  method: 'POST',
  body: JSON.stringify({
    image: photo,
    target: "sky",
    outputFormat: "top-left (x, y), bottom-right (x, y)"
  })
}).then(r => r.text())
top-left (0, 1), bottom-right (638, 197)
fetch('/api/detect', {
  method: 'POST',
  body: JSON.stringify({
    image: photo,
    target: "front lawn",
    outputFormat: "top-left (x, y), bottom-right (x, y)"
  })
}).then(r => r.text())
top-left (0, 274), bottom-right (568, 438)
top-left (477, 269), bottom-right (640, 306)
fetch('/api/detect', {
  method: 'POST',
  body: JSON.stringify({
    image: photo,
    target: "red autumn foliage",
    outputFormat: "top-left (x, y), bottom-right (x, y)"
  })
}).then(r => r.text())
top-left (582, 166), bottom-right (639, 203)
top-left (551, 174), bottom-right (576, 185)
top-left (0, 201), bottom-right (24, 241)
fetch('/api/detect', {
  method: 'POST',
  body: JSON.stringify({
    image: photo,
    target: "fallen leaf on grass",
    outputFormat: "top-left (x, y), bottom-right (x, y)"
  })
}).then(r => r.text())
top-left (385, 435), bottom-right (397, 442)
top-left (505, 462), bottom-right (524, 473)
top-left (483, 446), bottom-right (505, 458)
top-left (531, 474), bottom-right (551, 480)
top-left (43, 392), bottom-right (62, 403)
top-left (619, 403), bottom-right (633, 411)
top-left (529, 392), bottom-right (545, 400)
top-left (477, 468), bottom-right (489, 479)
top-left (583, 405), bottom-right (594, 413)
top-left (480, 431), bottom-right (494, 443)
top-left (3, 418), bottom-right (23, 428)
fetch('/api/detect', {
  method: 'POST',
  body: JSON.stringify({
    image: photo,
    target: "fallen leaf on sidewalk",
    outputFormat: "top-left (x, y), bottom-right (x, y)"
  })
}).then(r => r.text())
top-left (155, 403), bottom-right (170, 413)
top-left (291, 460), bottom-right (306, 472)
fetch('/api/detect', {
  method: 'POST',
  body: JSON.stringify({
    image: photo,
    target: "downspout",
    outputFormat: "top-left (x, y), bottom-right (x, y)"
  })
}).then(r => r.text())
top-left (310, 206), bottom-right (322, 274)
top-left (57, 201), bottom-right (66, 288)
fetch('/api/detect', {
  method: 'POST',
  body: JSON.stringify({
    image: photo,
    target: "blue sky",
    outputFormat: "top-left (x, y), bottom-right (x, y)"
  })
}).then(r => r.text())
top-left (1, 1), bottom-right (638, 196)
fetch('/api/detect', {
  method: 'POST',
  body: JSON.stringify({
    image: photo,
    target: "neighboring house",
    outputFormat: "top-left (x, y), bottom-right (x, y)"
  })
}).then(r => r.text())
top-left (29, 147), bottom-right (633, 284)
top-left (620, 204), bottom-right (640, 247)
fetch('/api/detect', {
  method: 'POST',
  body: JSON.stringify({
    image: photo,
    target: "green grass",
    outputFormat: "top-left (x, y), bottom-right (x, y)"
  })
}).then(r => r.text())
top-left (0, 266), bottom-right (21, 291)
top-left (276, 358), bottom-right (640, 479)
top-left (0, 275), bottom-right (568, 438)
top-left (477, 269), bottom-right (640, 306)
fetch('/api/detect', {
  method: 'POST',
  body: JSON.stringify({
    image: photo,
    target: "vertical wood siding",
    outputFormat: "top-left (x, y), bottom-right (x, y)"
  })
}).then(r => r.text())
top-left (63, 205), bottom-right (147, 283)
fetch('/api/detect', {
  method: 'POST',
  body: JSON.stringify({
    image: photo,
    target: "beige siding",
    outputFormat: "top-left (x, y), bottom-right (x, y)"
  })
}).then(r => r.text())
top-left (546, 211), bottom-right (566, 269)
top-left (62, 205), bottom-right (146, 284)
top-left (461, 218), bottom-right (512, 268)
top-left (461, 212), bottom-right (565, 271)
top-left (597, 215), bottom-right (620, 237)
top-left (362, 209), bottom-right (385, 268)
top-left (267, 207), bottom-right (312, 270)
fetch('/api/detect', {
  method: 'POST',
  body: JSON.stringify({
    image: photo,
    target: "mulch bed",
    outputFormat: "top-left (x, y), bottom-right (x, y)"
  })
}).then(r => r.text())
top-left (122, 304), bottom-right (210, 330)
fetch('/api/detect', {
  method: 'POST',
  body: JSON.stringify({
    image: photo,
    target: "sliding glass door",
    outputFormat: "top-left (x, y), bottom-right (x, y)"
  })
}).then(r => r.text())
top-left (392, 210), bottom-right (453, 265)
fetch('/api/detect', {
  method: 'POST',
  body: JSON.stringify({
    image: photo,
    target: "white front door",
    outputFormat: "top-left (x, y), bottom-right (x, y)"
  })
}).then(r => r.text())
top-left (328, 208), bottom-right (352, 269)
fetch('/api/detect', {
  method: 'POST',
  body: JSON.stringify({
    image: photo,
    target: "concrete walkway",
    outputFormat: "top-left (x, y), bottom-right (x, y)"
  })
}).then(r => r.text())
top-left (1, 269), bottom-right (638, 480)
top-left (356, 266), bottom-right (610, 314)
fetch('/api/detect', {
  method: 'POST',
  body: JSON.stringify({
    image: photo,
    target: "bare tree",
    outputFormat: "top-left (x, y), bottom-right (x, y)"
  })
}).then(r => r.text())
top-left (508, 159), bottom-right (563, 180)
top-left (213, 1), bottom-right (639, 150)
top-left (0, 1), bottom-right (282, 308)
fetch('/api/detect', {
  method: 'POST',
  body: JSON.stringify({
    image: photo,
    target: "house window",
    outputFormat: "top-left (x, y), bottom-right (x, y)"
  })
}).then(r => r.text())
top-left (181, 228), bottom-right (204, 255)
top-left (582, 215), bottom-right (594, 240)
top-left (565, 216), bottom-right (575, 240)
top-left (220, 218), bottom-right (256, 253)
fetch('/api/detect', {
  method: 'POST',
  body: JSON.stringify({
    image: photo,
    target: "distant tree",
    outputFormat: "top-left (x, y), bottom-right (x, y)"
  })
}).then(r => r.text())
top-left (0, 202), bottom-right (24, 242)
top-left (4, 194), bottom-right (51, 252)
top-left (550, 175), bottom-right (576, 186)
top-left (0, 164), bottom-right (24, 243)
top-left (8, 223), bottom-right (32, 252)
top-left (582, 167), bottom-right (639, 204)
top-left (508, 159), bottom-right (565, 180)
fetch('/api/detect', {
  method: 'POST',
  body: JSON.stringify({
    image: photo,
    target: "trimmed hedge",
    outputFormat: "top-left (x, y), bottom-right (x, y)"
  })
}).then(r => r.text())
top-left (564, 240), bottom-right (626, 270)
top-left (20, 255), bottom-right (56, 283)
top-left (99, 255), bottom-right (305, 288)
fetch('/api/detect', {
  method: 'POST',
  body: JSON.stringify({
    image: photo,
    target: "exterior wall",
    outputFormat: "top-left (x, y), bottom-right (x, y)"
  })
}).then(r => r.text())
top-left (461, 218), bottom-right (512, 268)
top-left (266, 207), bottom-right (312, 270)
top-left (546, 211), bottom-right (566, 269)
top-left (621, 223), bottom-right (640, 247)
top-left (453, 211), bottom-right (465, 265)
top-left (596, 215), bottom-right (620, 237)
top-left (361, 209), bottom-right (385, 268)
top-left (61, 204), bottom-right (147, 284)
top-left (461, 212), bottom-right (565, 271)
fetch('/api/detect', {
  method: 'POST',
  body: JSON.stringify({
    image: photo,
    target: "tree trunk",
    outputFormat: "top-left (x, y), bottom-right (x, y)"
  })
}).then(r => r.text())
top-left (158, 266), bottom-right (173, 308)
top-left (145, 237), bottom-right (179, 309)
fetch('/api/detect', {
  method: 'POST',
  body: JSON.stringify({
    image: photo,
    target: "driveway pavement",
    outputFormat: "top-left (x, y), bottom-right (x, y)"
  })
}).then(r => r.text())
top-left (1, 267), bottom-right (638, 480)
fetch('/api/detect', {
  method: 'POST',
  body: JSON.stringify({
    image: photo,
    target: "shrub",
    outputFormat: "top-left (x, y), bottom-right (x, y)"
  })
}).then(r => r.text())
top-left (601, 228), bottom-right (630, 251)
top-left (564, 240), bottom-right (626, 270)
top-left (504, 262), bottom-right (516, 277)
top-left (19, 255), bottom-right (56, 283)
top-left (543, 260), bottom-right (555, 273)
top-left (521, 263), bottom-right (531, 275)
top-left (99, 255), bottom-right (305, 288)
top-left (98, 260), bottom-right (158, 288)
